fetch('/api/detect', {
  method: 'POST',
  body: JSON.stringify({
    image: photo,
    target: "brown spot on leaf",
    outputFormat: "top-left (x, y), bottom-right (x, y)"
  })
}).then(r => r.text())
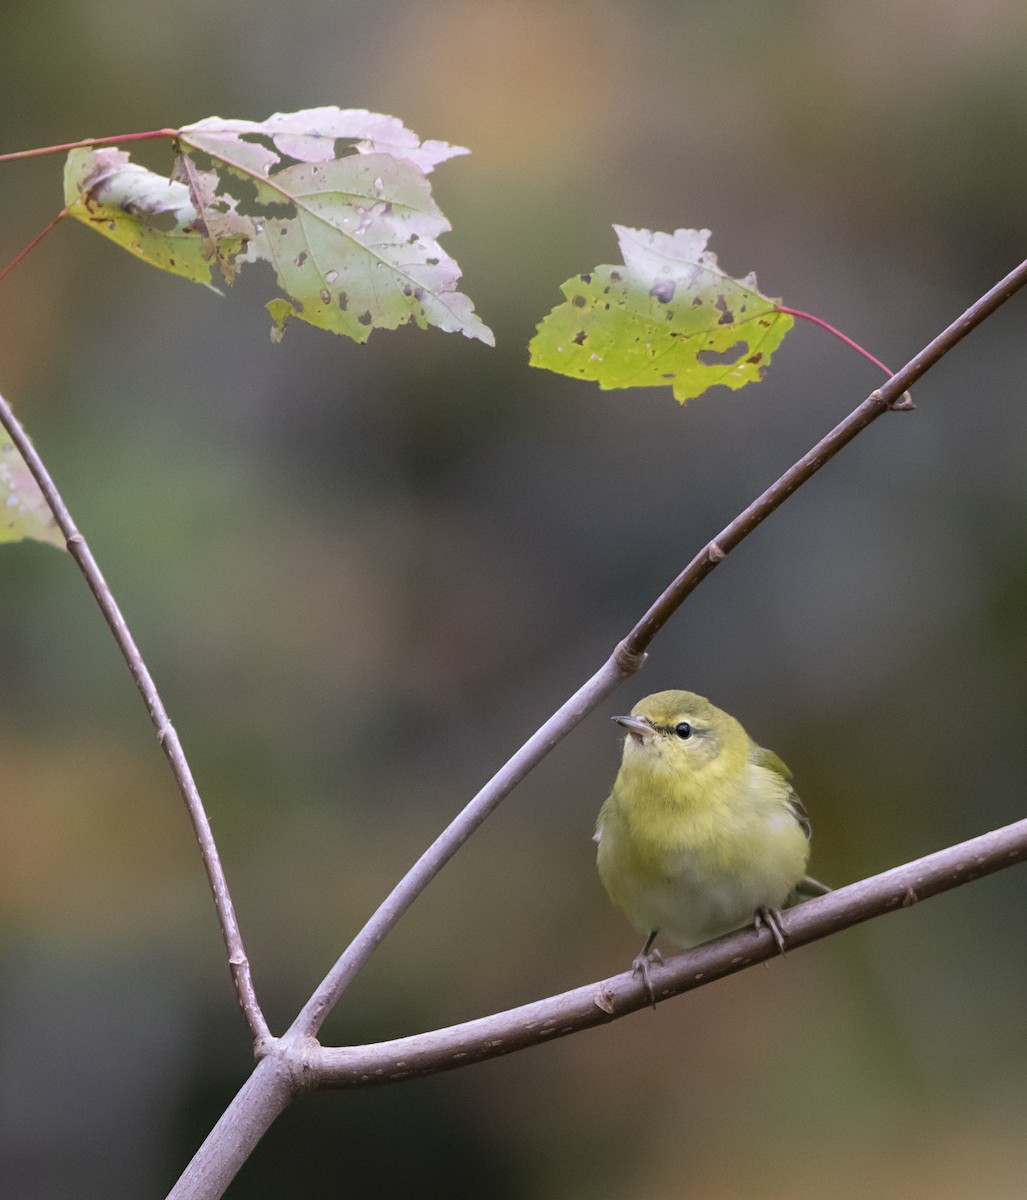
top-left (338, 292), bottom-right (348, 310)
top-left (571, 295), bottom-right (586, 308)
top-left (610, 271), bottom-right (622, 282)
top-left (580, 273), bottom-right (592, 284)
top-left (296, 251), bottom-right (308, 267)
top-left (320, 288), bottom-right (331, 305)
top-left (572, 330), bottom-right (587, 344)
top-left (746, 352), bottom-right (763, 364)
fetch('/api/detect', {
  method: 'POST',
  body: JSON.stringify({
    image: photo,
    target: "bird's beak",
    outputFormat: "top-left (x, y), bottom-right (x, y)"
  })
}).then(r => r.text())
top-left (612, 715), bottom-right (654, 743)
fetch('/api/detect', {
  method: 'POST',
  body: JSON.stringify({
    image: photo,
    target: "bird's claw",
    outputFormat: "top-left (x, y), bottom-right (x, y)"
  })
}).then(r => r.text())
top-left (754, 906), bottom-right (788, 955)
top-left (632, 948), bottom-right (663, 1009)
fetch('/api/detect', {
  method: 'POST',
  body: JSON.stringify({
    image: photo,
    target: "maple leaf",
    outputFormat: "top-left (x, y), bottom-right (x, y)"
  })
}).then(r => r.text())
top-left (0, 437), bottom-right (63, 549)
top-left (63, 108), bottom-right (492, 345)
top-left (529, 226), bottom-right (792, 402)
top-left (64, 148), bottom-right (251, 286)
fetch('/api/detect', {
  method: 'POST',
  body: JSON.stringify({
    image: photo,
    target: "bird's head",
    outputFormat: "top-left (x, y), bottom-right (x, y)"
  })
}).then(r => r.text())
top-left (612, 689), bottom-right (748, 783)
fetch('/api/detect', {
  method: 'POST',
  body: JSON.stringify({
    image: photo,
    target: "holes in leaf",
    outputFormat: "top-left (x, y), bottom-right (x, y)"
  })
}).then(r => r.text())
top-left (572, 330), bottom-right (587, 344)
top-left (714, 294), bottom-right (734, 324)
top-left (697, 342), bottom-right (746, 367)
top-left (571, 295), bottom-right (586, 308)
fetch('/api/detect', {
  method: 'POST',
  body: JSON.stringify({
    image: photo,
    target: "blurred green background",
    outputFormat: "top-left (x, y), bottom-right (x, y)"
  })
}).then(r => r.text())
top-left (3, 2), bottom-right (1027, 1196)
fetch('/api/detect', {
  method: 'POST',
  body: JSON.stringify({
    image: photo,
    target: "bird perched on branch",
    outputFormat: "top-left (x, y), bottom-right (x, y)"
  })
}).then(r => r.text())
top-left (595, 689), bottom-right (826, 1003)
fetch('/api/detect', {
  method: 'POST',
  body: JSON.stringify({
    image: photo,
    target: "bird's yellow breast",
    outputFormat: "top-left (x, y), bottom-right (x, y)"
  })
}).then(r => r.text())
top-left (595, 744), bottom-right (809, 947)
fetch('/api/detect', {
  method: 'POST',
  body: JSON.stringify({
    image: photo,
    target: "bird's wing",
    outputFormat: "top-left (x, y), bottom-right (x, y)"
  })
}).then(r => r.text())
top-left (753, 743), bottom-right (810, 839)
top-left (752, 743), bottom-right (793, 783)
top-left (753, 744), bottom-right (831, 893)
top-left (786, 791), bottom-right (812, 840)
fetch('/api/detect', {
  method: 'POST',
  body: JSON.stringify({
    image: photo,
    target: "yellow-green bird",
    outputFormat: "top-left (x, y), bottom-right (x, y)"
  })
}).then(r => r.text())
top-left (595, 689), bottom-right (825, 998)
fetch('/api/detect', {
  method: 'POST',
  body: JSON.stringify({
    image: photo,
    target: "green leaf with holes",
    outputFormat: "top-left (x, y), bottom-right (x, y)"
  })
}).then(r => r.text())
top-left (528, 226), bottom-right (792, 403)
top-left (64, 108), bottom-right (493, 346)
top-left (64, 148), bottom-right (251, 286)
top-left (0, 438), bottom-right (63, 549)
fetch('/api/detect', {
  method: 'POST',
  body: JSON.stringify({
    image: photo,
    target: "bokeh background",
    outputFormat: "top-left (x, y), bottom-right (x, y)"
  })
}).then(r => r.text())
top-left (3, 2), bottom-right (1027, 1196)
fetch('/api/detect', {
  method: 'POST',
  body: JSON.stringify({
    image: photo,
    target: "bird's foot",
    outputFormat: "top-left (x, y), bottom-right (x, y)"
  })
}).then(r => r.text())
top-left (753, 906), bottom-right (788, 955)
top-left (632, 948), bottom-right (663, 1009)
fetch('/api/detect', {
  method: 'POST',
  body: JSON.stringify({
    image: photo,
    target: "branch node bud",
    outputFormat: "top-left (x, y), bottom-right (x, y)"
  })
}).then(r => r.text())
top-left (612, 641), bottom-right (647, 675)
top-left (708, 541), bottom-right (727, 563)
top-left (593, 985), bottom-right (615, 1015)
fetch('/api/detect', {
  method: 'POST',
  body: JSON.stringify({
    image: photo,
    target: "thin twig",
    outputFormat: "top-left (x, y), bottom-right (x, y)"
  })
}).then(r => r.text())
top-left (0, 129), bottom-right (178, 164)
top-left (776, 305), bottom-right (897, 376)
top-left (288, 254), bottom-right (1027, 1043)
top-left (622, 257), bottom-right (1027, 654)
top-left (0, 392), bottom-right (271, 1050)
top-left (286, 655), bottom-right (642, 1038)
top-left (313, 812), bottom-right (1027, 1085)
top-left (0, 208), bottom-right (68, 285)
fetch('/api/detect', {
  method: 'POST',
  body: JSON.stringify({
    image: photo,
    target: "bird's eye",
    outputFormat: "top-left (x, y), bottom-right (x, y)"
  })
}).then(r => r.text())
top-left (675, 722), bottom-right (692, 739)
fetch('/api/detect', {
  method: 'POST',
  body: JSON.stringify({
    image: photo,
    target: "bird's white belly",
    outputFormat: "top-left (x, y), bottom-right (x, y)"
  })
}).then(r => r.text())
top-left (630, 852), bottom-right (788, 947)
top-left (599, 807), bottom-right (807, 949)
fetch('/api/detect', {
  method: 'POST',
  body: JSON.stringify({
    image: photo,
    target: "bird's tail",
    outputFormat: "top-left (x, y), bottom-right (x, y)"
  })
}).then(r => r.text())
top-left (793, 874), bottom-right (832, 898)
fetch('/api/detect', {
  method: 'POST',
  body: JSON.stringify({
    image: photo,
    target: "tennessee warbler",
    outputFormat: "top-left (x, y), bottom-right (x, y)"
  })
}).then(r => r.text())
top-left (595, 689), bottom-right (823, 1000)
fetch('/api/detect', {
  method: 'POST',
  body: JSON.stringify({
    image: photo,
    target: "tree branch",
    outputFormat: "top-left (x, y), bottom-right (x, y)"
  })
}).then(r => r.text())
top-left (286, 654), bottom-right (643, 1039)
top-left (16, 249), bottom-right (1017, 1197)
top-left (288, 254), bottom-right (1027, 1044)
top-left (313, 812), bottom-right (1027, 1085)
top-left (172, 811), bottom-right (1027, 1200)
top-left (0, 392), bottom-right (271, 1050)
top-left (623, 255), bottom-right (1027, 653)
